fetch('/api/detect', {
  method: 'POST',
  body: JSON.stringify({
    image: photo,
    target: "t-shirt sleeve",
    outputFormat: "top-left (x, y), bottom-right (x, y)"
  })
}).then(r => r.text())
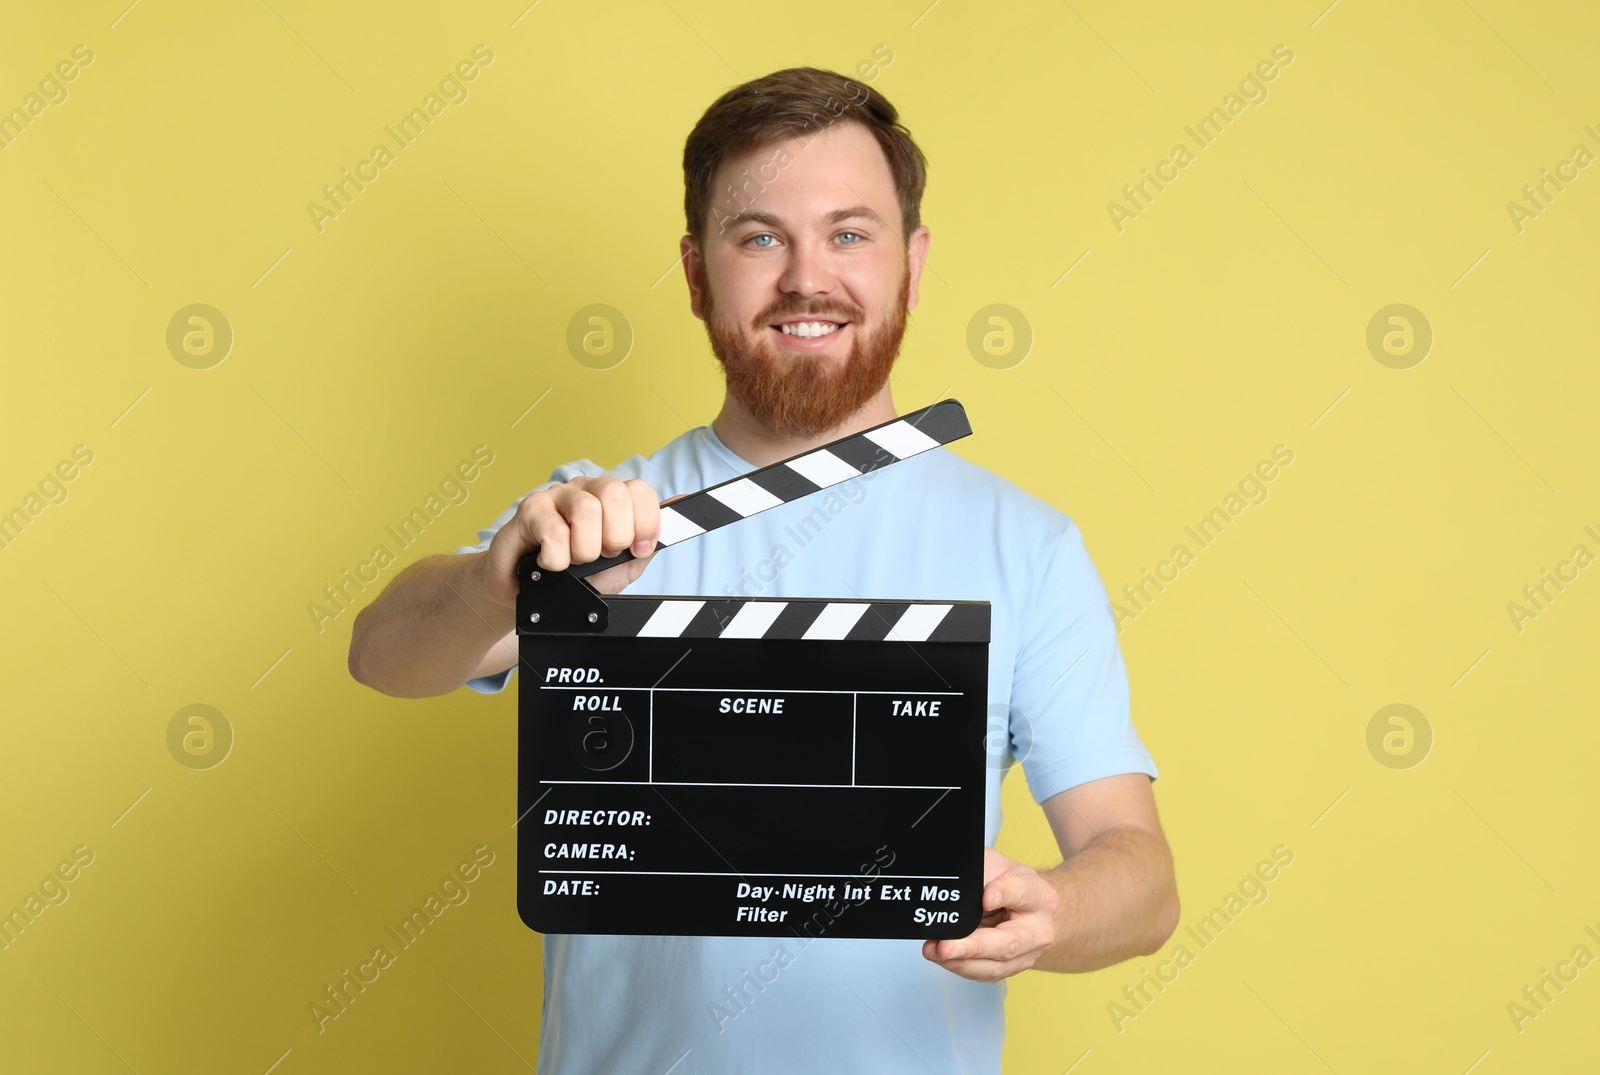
top-left (1009, 518), bottom-right (1158, 804)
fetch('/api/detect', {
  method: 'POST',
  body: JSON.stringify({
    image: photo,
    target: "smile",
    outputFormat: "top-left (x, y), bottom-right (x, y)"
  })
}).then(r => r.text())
top-left (775, 321), bottom-right (848, 338)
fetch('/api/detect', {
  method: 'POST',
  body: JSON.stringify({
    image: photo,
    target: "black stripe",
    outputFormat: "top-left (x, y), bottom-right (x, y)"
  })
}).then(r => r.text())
top-left (762, 599), bottom-right (829, 639)
top-left (843, 602), bottom-right (902, 640)
top-left (925, 602), bottom-right (989, 643)
top-left (905, 399), bottom-right (972, 444)
top-left (681, 600), bottom-right (746, 637)
top-left (826, 436), bottom-right (895, 475)
top-left (604, 598), bottom-right (665, 636)
top-left (667, 491), bottom-right (745, 532)
top-left (748, 463), bottom-right (822, 504)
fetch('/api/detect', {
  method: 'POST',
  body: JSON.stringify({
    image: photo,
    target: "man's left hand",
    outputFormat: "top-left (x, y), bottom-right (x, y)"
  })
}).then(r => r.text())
top-left (921, 846), bottom-right (1062, 981)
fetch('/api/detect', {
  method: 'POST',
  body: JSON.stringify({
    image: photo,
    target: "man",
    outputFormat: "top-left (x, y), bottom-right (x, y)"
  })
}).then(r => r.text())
top-left (350, 66), bottom-right (1178, 1074)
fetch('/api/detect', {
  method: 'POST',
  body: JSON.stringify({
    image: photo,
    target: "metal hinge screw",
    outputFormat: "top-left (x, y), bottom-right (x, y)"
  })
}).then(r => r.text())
top-left (529, 612), bottom-right (541, 623)
top-left (587, 612), bottom-right (599, 623)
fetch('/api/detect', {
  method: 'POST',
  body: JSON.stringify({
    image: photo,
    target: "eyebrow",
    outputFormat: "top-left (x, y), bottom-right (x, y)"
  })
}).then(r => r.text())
top-left (720, 204), bottom-right (886, 232)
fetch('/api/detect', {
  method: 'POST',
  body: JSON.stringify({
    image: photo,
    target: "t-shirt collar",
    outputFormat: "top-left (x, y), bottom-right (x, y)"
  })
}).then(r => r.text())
top-left (697, 422), bottom-right (761, 474)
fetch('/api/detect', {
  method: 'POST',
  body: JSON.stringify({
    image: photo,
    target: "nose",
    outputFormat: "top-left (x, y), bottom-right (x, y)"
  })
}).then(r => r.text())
top-left (777, 234), bottom-right (837, 300)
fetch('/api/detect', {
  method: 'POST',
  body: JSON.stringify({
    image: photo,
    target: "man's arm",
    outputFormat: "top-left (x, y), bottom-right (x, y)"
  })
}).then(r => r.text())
top-left (347, 552), bottom-right (515, 698)
top-left (923, 773), bottom-right (1179, 980)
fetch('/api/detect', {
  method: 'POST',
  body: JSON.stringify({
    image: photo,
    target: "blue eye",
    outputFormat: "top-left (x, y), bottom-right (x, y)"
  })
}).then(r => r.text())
top-left (747, 234), bottom-right (776, 248)
top-left (837, 231), bottom-right (862, 244)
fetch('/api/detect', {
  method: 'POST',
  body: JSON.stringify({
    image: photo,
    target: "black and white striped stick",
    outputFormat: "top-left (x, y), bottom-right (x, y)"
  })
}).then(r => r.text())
top-left (518, 399), bottom-right (982, 640)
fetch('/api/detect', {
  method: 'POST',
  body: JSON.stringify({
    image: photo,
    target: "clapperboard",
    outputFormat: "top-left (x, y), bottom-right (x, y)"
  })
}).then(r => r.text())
top-left (515, 399), bottom-right (988, 940)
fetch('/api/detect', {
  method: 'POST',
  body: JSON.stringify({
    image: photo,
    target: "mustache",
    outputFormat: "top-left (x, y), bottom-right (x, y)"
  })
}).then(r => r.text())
top-left (757, 303), bottom-right (861, 325)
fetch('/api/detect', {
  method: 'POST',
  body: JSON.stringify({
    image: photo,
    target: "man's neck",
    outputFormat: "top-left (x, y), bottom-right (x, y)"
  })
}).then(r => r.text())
top-left (710, 388), bottom-right (898, 468)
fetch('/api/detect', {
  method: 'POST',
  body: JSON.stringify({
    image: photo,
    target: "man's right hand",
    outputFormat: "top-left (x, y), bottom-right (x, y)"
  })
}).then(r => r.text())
top-left (476, 476), bottom-right (670, 606)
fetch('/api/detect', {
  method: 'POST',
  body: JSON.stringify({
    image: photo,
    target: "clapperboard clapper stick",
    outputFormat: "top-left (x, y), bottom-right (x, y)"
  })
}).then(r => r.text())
top-left (515, 399), bottom-right (990, 939)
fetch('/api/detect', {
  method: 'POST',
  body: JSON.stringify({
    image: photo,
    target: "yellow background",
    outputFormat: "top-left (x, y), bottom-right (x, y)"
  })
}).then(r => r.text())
top-left (2, 0), bottom-right (1596, 1071)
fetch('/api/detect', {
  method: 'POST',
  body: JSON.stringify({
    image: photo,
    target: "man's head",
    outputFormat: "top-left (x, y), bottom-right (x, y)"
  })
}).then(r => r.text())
top-left (680, 67), bottom-right (931, 437)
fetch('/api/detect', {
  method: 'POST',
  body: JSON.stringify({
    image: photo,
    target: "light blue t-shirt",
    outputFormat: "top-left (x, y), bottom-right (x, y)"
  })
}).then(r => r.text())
top-left (454, 420), bottom-right (1157, 1075)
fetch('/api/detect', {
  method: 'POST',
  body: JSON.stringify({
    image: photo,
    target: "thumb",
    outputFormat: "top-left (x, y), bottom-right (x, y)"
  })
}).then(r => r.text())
top-left (638, 492), bottom-right (689, 557)
top-left (612, 493), bottom-right (686, 589)
top-left (632, 492), bottom-right (688, 557)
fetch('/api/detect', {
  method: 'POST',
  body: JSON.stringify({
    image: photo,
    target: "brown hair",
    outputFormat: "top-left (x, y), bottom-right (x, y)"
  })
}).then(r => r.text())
top-left (682, 66), bottom-right (928, 247)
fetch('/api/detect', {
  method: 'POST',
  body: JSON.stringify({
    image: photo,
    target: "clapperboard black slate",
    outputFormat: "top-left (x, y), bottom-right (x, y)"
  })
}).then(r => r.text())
top-left (515, 400), bottom-right (989, 940)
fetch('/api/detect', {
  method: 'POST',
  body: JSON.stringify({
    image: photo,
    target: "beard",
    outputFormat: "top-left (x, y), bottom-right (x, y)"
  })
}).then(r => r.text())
top-left (703, 263), bottom-right (911, 438)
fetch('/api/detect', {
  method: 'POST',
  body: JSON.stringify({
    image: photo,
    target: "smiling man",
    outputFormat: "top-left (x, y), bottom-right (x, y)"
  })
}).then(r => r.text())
top-left (349, 66), bottom-right (1178, 1074)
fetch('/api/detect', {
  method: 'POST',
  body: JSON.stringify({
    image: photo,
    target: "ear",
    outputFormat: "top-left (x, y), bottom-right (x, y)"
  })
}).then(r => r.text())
top-left (681, 234), bottom-right (708, 321)
top-left (905, 224), bottom-right (931, 313)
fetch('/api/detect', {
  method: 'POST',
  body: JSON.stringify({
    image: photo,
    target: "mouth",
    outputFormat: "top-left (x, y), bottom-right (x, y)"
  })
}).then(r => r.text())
top-left (769, 319), bottom-right (851, 346)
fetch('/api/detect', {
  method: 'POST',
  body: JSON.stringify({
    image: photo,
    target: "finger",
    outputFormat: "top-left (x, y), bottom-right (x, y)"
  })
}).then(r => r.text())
top-left (551, 485), bottom-right (603, 564)
top-left (625, 479), bottom-right (661, 556)
top-left (926, 953), bottom-right (1036, 983)
top-left (586, 478), bottom-right (636, 558)
top-left (983, 875), bottom-right (1050, 915)
top-left (518, 496), bottom-right (572, 572)
top-left (925, 920), bottom-right (1039, 964)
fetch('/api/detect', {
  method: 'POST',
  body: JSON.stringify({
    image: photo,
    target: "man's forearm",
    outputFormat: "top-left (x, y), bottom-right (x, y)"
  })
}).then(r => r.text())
top-left (348, 552), bottom-right (512, 698)
top-left (1034, 826), bottom-right (1179, 973)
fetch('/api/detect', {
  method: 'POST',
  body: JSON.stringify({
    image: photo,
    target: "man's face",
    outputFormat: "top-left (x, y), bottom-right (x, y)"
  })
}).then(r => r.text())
top-left (683, 121), bottom-right (930, 437)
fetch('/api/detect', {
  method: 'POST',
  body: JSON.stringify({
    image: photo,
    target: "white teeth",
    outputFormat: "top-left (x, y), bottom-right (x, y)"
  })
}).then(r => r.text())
top-left (779, 321), bottom-right (842, 338)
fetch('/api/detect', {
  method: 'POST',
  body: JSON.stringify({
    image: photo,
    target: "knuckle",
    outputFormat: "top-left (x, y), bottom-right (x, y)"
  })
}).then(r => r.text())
top-left (596, 480), bottom-right (631, 506)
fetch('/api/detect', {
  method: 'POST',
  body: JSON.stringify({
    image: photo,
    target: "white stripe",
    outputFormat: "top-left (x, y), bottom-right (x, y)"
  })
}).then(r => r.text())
top-left (656, 506), bottom-right (705, 546)
top-left (720, 601), bottom-right (789, 638)
top-left (801, 602), bottom-right (871, 640)
top-left (638, 600), bottom-right (705, 637)
top-left (786, 449), bottom-right (861, 489)
top-left (707, 477), bottom-right (784, 517)
top-left (883, 603), bottom-right (952, 642)
top-left (865, 420), bottom-right (941, 460)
